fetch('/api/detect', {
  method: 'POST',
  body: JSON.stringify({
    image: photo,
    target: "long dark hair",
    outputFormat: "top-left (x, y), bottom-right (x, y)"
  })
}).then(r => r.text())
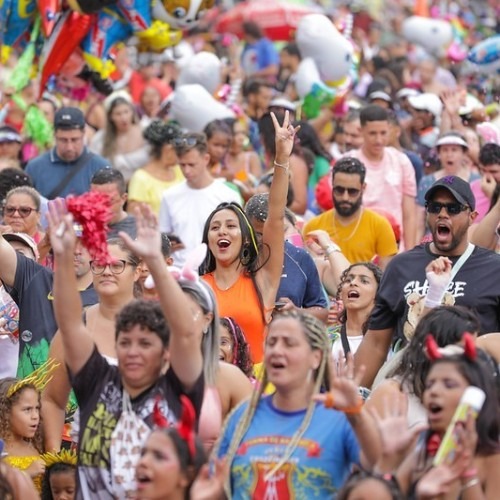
top-left (389, 306), bottom-right (481, 400)
top-left (199, 202), bottom-right (261, 275)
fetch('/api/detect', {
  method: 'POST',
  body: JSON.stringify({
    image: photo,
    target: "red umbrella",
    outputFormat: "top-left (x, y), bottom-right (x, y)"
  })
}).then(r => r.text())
top-left (215, 0), bottom-right (320, 41)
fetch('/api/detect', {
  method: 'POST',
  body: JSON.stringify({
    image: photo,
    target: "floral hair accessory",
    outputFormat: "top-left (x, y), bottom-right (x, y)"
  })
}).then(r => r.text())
top-left (6, 358), bottom-right (59, 398)
top-left (42, 449), bottom-right (77, 468)
top-left (144, 243), bottom-right (213, 309)
top-left (425, 332), bottom-right (477, 361)
top-left (66, 191), bottom-right (113, 264)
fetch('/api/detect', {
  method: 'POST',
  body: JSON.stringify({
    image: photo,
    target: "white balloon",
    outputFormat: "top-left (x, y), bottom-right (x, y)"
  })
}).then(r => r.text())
top-left (295, 58), bottom-right (322, 98)
top-left (171, 84), bottom-right (235, 132)
top-left (163, 40), bottom-right (195, 69)
top-left (177, 52), bottom-right (222, 95)
top-left (296, 14), bottom-right (353, 82)
top-left (402, 16), bottom-right (453, 55)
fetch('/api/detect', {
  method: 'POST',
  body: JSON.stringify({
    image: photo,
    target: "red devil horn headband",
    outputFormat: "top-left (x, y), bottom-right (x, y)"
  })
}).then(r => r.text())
top-left (462, 332), bottom-right (477, 361)
top-left (425, 335), bottom-right (442, 361)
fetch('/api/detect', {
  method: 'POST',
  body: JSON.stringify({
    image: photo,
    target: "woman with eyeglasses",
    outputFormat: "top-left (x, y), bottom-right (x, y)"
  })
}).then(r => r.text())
top-left (200, 112), bottom-right (297, 365)
top-left (42, 237), bottom-right (141, 452)
top-left (128, 120), bottom-right (184, 216)
top-left (46, 202), bottom-right (205, 498)
top-left (2, 186), bottom-right (43, 244)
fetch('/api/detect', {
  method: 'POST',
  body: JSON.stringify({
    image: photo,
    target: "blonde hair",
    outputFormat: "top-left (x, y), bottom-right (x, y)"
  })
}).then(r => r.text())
top-left (214, 310), bottom-right (330, 497)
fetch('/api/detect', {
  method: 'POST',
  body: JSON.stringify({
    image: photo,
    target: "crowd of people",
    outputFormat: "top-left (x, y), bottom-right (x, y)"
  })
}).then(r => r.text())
top-left (0, 0), bottom-right (499, 498)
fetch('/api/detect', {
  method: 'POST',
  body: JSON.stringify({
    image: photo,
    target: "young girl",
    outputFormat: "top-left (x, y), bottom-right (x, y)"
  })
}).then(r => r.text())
top-left (41, 450), bottom-right (77, 500)
top-left (204, 120), bottom-right (233, 177)
top-left (219, 317), bottom-right (254, 379)
top-left (0, 367), bottom-right (51, 494)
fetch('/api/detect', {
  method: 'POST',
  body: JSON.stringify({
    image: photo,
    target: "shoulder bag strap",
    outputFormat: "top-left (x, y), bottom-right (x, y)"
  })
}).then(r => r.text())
top-left (340, 323), bottom-right (351, 356)
top-left (47, 150), bottom-right (93, 199)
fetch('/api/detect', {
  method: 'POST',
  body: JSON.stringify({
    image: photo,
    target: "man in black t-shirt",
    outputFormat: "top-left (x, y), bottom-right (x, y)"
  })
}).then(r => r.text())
top-left (356, 176), bottom-right (500, 387)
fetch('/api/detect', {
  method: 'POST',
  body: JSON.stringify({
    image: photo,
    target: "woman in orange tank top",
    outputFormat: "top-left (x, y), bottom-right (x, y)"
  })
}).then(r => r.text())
top-left (201, 112), bottom-right (298, 364)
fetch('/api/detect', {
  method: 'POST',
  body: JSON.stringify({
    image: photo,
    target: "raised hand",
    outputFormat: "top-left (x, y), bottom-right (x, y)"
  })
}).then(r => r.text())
top-left (119, 204), bottom-right (162, 261)
top-left (313, 353), bottom-right (364, 411)
top-left (271, 110), bottom-right (300, 161)
top-left (46, 198), bottom-right (76, 256)
top-left (369, 393), bottom-right (427, 471)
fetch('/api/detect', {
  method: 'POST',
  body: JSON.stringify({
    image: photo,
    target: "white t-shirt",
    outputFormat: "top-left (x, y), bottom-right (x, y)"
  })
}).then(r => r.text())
top-left (159, 179), bottom-right (242, 265)
top-left (331, 334), bottom-right (363, 362)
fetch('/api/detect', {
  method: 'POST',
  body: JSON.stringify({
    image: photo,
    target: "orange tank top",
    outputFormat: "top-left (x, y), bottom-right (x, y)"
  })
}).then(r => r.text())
top-left (203, 273), bottom-right (267, 363)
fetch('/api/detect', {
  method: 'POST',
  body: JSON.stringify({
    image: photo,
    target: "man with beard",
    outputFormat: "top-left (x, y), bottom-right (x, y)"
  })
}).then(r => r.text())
top-left (356, 176), bottom-right (500, 388)
top-left (302, 157), bottom-right (398, 269)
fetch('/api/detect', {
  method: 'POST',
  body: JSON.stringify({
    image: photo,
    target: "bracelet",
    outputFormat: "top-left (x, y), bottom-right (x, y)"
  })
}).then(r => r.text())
top-left (323, 393), bottom-right (364, 414)
top-left (324, 244), bottom-right (341, 259)
top-left (461, 468), bottom-right (478, 480)
top-left (461, 478), bottom-right (480, 491)
top-left (273, 160), bottom-right (290, 170)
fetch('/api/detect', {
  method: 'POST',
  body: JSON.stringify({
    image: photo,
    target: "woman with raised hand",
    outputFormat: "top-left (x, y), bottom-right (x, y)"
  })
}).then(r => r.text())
top-left (47, 201), bottom-right (204, 499)
top-left (201, 111), bottom-right (295, 365)
top-left (215, 310), bottom-right (380, 499)
top-left (42, 237), bottom-right (141, 452)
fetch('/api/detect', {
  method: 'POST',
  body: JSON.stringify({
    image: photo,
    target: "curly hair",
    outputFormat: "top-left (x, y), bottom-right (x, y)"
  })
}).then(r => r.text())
top-left (115, 299), bottom-right (170, 346)
top-left (143, 120), bottom-right (182, 160)
top-left (0, 379), bottom-right (43, 454)
top-left (41, 462), bottom-right (76, 500)
top-left (219, 317), bottom-right (253, 378)
top-left (336, 262), bottom-right (383, 333)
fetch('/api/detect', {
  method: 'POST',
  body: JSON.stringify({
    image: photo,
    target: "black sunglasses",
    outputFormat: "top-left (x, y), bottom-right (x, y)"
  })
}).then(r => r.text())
top-left (425, 201), bottom-right (469, 215)
top-left (333, 186), bottom-right (361, 197)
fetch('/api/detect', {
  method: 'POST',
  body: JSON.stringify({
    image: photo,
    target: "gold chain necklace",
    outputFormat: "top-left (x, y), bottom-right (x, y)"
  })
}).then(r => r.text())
top-left (332, 208), bottom-right (364, 242)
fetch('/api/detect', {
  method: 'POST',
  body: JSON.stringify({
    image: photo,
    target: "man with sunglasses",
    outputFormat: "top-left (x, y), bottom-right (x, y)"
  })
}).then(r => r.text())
top-left (0, 226), bottom-right (98, 379)
top-left (25, 107), bottom-right (110, 199)
top-left (303, 157), bottom-right (398, 269)
top-left (356, 176), bottom-right (500, 388)
top-left (158, 133), bottom-right (241, 265)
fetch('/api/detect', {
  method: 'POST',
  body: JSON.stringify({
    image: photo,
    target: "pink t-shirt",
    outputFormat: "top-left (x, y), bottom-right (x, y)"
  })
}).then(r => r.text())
top-left (470, 178), bottom-right (490, 223)
top-left (343, 147), bottom-right (417, 229)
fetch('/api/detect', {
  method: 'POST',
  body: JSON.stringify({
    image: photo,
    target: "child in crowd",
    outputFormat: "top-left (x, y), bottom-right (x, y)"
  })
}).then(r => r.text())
top-left (219, 317), bottom-right (254, 379)
top-left (0, 359), bottom-right (58, 493)
top-left (41, 449), bottom-right (77, 500)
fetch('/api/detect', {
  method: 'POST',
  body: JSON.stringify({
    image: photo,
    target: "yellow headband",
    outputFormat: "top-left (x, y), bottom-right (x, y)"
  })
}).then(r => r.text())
top-left (231, 204), bottom-right (259, 255)
top-left (42, 449), bottom-right (78, 468)
top-left (6, 358), bottom-right (59, 399)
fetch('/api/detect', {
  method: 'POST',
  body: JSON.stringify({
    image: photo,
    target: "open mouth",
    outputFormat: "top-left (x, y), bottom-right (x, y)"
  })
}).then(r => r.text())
top-left (269, 360), bottom-right (286, 370)
top-left (136, 472), bottom-right (152, 486)
top-left (435, 223), bottom-right (451, 242)
top-left (217, 239), bottom-right (231, 249)
top-left (347, 290), bottom-right (360, 299)
top-left (428, 402), bottom-right (443, 416)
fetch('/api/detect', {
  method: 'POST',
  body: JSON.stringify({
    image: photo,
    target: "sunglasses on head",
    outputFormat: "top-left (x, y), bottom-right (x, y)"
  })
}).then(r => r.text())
top-left (425, 201), bottom-right (469, 215)
top-left (332, 186), bottom-right (361, 197)
top-left (172, 134), bottom-right (204, 148)
top-left (3, 206), bottom-right (37, 218)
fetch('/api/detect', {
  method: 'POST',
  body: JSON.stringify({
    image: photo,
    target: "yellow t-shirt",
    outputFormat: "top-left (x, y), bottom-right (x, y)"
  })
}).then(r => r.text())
top-left (303, 208), bottom-right (398, 264)
top-left (128, 166), bottom-right (184, 215)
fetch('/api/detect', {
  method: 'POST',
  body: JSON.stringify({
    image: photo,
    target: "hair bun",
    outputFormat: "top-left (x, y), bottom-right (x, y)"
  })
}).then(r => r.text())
top-left (143, 120), bottom-right (181, 145)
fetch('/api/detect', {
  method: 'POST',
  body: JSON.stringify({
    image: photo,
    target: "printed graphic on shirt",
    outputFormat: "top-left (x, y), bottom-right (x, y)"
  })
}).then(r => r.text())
top-left (233, 436), bottom-right (337, 499)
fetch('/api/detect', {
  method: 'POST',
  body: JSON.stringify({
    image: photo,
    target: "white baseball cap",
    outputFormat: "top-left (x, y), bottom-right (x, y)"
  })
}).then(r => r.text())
top-left (408, 93), bottom-right (443, 117)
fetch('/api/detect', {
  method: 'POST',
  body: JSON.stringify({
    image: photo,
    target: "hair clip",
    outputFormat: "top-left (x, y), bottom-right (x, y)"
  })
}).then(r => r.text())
top-left (6, 358), bottom-right (60, 399)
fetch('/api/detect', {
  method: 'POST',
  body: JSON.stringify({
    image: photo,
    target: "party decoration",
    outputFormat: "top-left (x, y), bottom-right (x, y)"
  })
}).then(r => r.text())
top-left (177, 52), bottom-right (222, 95)
top-left (170, 84), bottom-right (235, 133)
top-left (1, 0), bottom-right (216, 96)
top-left (402, 16), bottom-right (453, 56)
top-left (295, 14), bottom-right (356, 119)
top-left (6, 358), bottom-right (59, 398)
top-left (65, 191), bottom-right (113, 264)
top-left (468, 35), bottom-right (500, 74)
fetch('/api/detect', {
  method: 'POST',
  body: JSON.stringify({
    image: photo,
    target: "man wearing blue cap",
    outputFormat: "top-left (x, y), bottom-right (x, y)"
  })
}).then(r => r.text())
top-left (25, 107), bottom-right (110, 199)
top-left (355, 175), bottom-right (500, 387)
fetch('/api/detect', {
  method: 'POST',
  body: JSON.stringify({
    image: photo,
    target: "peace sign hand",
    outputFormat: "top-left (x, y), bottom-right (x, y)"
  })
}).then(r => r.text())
top-left (271, 110), bottom-right (300, 161)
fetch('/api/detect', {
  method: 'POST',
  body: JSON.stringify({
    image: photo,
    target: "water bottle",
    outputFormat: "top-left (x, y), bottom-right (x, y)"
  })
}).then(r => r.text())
top-left (0, 286), bottom-right (19, 343)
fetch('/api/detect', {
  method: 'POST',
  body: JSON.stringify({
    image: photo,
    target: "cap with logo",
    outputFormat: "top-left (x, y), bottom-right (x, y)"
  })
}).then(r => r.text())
top-left (54, 107), bottom-right (85, 130)
top-left (424, 175), bottom-right (476, 211)
top-left (0, 126), bottom-right (21, 143)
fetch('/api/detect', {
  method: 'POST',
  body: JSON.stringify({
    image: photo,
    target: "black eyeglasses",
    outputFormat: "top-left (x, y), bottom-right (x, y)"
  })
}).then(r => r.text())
top-left (89, 259), bottom-right (132, 275)
top-left (332, 186), bottom-right (361, 197)
top-left (3, 206), bottom-right (38, 218)
top-left (425, 201), bottom-right (469, 215)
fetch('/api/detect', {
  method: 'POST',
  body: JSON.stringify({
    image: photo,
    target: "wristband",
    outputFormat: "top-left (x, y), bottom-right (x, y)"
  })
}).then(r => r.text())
top-left (461, 478), bottom-right (480, 491)
top-left (273, 160), bottom-right (289, 170)
top-left (324, 244), bottom-right (341, 259)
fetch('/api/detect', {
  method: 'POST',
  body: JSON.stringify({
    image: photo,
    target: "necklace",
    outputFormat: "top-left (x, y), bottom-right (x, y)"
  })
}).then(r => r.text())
top-left (331, 209), bottom-right (363, 242)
